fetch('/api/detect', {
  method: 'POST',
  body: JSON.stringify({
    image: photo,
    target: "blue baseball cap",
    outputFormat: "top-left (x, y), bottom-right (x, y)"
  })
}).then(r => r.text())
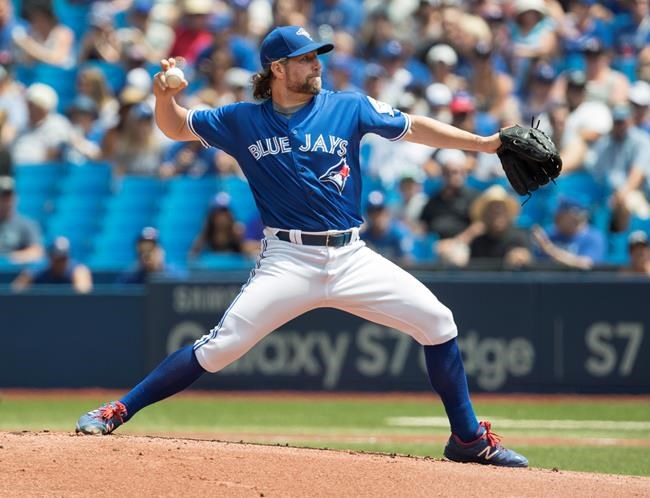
top-left (259, 26), bottom-right (334, 68)
top-left (557, 196), bottom-right (588, 214)
top-left (48, 236), bottom-right (71, 258)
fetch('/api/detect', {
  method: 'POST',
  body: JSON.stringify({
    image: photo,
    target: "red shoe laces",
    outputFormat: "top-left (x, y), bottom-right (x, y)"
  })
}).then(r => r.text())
top-left (100, 402), bottom-right (127, 422)
top-left (480, 421), bottom-right (502, 447)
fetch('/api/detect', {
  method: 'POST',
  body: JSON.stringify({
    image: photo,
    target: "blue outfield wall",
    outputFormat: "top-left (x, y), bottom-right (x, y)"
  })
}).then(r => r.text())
top-left (0, 288), bottom-right (146, 388)
top-left (1, 274), bottom-right (649, 393)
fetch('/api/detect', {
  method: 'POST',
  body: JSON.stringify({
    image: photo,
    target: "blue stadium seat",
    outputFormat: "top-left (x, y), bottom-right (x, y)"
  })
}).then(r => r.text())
top-left (553, 171), bottom-right (606, 208)
top-left (606, 232), bottom-right (631, 265)
top-left (466, 175), bottom-right (510, 192)
top-left (629, 217), bottom-right (650, 233)
top-left (411, 233), bottom-right (439, 263)
top-left (16, 193), bottom-right (54, 225)
top-left (31, 64), bottom-right (78, 113)
top-left (167, 177), bottom-right (221, 197)
top-left (189, 252), bottom-right (255, 271)
top-left (15, 163), bottom-right (66, 194)
top-left (55, 195), bottom-right (106, 217)
top-left (116, 176), bottom-right (166, 200)
top-left (53, 0), bottom-right (91, 40)
top-left (422, 177), bottom-right (443, 196)
top-left (517, 186), bottom-right (557, 228)
top-left (59, 163), bottom-right (113, 196)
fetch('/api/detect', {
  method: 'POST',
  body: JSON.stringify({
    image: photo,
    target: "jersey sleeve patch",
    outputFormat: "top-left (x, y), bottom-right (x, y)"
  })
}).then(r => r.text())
top-left (358, 94), bottom-right (411, 141)
top-left (366, 96), bottom-right (396, 116)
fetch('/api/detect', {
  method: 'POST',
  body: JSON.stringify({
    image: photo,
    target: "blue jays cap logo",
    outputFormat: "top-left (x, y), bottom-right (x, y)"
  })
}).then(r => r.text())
top-left (319, 157), bottom-right (350, 195)
top-left (259, 25), bottom-right (334, 68)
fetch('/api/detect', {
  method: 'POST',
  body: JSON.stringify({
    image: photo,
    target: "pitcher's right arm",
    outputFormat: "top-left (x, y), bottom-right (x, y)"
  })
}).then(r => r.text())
top-left (154, 58), bottom-right (196, 142)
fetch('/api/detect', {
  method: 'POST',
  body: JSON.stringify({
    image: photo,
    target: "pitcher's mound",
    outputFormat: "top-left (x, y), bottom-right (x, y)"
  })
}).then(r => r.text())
top-left (1, 432), bottom-right (647, 497)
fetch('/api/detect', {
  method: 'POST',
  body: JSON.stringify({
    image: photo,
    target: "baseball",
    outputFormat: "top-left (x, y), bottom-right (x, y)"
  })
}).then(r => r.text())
top-left (164, 67), bottom-right (184, 89)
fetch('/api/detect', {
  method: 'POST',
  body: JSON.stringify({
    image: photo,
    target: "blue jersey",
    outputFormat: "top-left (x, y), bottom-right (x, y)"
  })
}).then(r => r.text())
top-left (188, 90), bottom-right (410, 231)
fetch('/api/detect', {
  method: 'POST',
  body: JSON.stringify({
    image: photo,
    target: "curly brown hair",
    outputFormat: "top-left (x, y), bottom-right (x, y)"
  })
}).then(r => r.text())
top-left (252, 59), bottom-right (288, 100)
top-left (252, 69), bottom-right (273, 100)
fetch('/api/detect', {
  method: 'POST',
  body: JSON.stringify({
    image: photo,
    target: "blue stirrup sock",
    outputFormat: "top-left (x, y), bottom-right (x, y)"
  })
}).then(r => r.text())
top-left (120, 345), bottom-right (206, 421)
top-left (423, 338), bottom-right (481, 442)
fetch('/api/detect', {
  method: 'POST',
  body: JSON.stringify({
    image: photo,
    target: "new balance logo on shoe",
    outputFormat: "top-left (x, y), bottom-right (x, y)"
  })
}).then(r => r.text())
top-left (477, 446), bottom-right (500, 460)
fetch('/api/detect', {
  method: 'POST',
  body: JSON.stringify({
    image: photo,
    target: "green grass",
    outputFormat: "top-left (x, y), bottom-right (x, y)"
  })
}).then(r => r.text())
top-left (1, 395), bottom-right (649, 476)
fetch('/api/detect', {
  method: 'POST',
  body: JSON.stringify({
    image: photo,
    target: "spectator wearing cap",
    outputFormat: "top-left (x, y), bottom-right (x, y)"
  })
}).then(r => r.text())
top-left (361, 190), bottom-right (414, 265)
top-left (191, 43), bottom-right (237, 108)
top-left (531, 197), bottom-right (605, 270)
top-left (425, 44), bottom-right (464, 95)
top-left (311, 0), bottom-right (364, 33)
top-left (11, 82), bottom-right (75, 164)
top-left (628, 80), bottom-right (650, 133)
top-left (12, 236), bottom-right (93, 292)
top-left (326, 54), bottom-right (361, 93)
top-left (588, 103), bottom-right (650, 231)
top-left (449, 91), bottom-right (477, 134)
top-left (194, 10), bottom-right (258, 75)
top-left (466, 41), bottom-right (516, 124)
top-left (76, 67), bottom-right (120, 132)
top-left (613, 0), bottom-right (650, 59)
top-left (0, 175), bottom-right (44, 264)
top-left (520, 62), bottom-right (557, 136)
top-left (620, 230), bottom-right (650, 275)
top-left (363, 62), bottom-right (387, 100)
top-left (376, 40), bottom-right (413, 108)
top-left (116, 227), bottom-right (178, 284)
top-left (272, 0), bottom-right (309, 28)
top-left (509, 0), bottom-right (558, 95)
top-left (580, 36), bottom-right (629, 106)
top-left (159, 129), bottom-right (218, 178)
top-left (419, 149), bottom-right (482, 267)
top-left (12, 0), bottom-right (74, 68)
top-left (63, 95), bottom-right (103, 164)
top-left (224, 67), bottom-right (254, 102)
top-left (396, 175), bottom-right (428, 233)
top-left (117, 0), bottom-right (175, 66)
top-left (78, 2), bottom-right (122, 63)
top-left (103, 101), bottom-right (167, 176)
top-left (190, 192), bottom-right (244, 258)
top-left (557, 0), bottom-right (613, 71)
top-left (425, 82), bottom-right (453, 124)
top-left (0, 63), bottom-right (28, 144)
top-left (469, 185), bottom-right (532, 269)
top-left (558, 72), bottom-right (613, 173)
top-left (168, 0), bottom-right (215, 66)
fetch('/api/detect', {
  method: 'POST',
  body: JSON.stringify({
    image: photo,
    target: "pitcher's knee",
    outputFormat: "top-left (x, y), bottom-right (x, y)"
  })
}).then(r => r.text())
top-left (415, 306), bottom-right (458, 345)
top-left (193, 336), bottom-right (252, 373)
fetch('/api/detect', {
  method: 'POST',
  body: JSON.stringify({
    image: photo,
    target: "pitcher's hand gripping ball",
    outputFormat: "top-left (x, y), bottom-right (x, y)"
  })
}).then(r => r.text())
top-left (164, 67), bottom-right (185, 89)
top-left (497, 122), bottom-right (562, 197)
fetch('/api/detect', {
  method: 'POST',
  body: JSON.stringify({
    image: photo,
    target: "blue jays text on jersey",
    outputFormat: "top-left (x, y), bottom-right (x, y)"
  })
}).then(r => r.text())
top-left (247, 133), bottom-right (349, 160)
top-left (187, 90), bottom-right (411, 232)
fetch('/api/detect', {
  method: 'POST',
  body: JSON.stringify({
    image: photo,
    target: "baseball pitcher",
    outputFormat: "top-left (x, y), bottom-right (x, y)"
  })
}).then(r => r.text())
top-left (76, 26), bottom-right (560, 467)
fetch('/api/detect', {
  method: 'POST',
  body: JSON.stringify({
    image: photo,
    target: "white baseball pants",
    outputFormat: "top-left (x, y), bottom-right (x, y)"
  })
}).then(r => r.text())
top-left (193, 229), bottom-right (458, 373)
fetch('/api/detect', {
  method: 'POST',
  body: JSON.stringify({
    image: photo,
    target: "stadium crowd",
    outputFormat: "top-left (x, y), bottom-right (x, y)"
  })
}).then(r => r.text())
top-left (1, 0), bottom-right (650, 287)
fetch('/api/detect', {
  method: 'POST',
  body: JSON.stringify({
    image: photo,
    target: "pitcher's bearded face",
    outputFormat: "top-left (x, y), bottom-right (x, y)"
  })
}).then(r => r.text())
top-left (285, 51), bottom-right (322, 95)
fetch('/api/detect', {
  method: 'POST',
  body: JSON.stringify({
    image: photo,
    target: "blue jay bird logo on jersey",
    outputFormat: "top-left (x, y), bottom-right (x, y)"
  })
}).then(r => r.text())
top-left (319, 157), bottom-right (350, 195)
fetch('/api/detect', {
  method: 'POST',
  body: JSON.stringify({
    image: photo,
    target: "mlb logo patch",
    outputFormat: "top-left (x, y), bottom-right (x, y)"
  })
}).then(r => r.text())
top-left (319, 157), bottom-right (350, 195)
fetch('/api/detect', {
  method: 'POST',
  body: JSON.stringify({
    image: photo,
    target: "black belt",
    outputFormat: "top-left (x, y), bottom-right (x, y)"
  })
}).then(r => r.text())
top-left (276, 230), bottom-right (355, 247)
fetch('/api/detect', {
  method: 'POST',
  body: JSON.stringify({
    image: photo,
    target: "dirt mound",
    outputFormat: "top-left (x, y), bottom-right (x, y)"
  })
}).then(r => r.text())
top-left (1, 432), bottom-right (648, 497)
